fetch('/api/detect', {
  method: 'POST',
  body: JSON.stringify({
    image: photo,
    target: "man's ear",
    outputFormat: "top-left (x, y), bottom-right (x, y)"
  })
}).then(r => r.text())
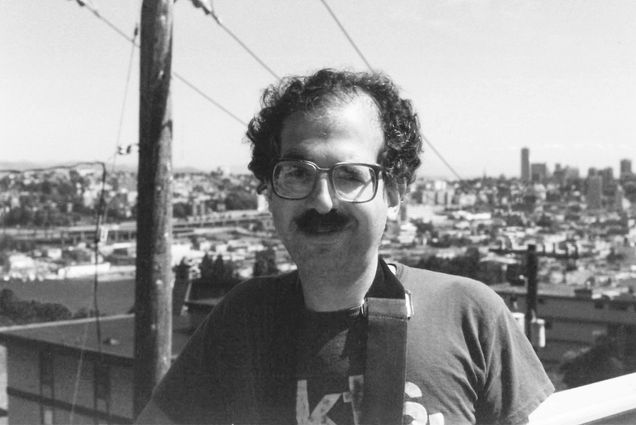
top-left (386, 181), bottom-right (404, 221)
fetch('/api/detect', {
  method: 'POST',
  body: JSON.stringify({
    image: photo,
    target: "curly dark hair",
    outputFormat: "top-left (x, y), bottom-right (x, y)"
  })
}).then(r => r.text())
top-left (246, 68), bottom-right (422, 191)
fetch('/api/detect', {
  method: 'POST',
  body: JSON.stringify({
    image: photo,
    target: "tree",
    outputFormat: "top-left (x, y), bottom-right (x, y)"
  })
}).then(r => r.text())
top-left (192, 253), bottom-right (241, 299)
top-left (606, 248), bottom-right (625, 264)
top-left (225, 191), bottom-right (257, 210)
top-left (198, 253), bottom-right (215, 280)
top-left (0, 289), bottom-right (18, 312)
top-left (0, 288), bottom-right (72, 324)
top-left (414, 248), bottom-right (482, 281)
top-left (0, 235), bottom-right (18, 251)
top-left (173, 202), bottom-right (191, 219)
top-left (560, 335), bottom-right (627, 389)
top-left (412, 219), bottom-right (434, 237)
top-left (37, 303), bottom-right (72, 322)
top-left (211, 254), bottom-right (226, 284)
top-left (253, 248), bottom-right (279, 277)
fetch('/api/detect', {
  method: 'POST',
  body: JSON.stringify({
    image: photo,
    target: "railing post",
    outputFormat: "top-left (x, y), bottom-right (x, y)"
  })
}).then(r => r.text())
top-left (525, 244), bottom-right (538, 344)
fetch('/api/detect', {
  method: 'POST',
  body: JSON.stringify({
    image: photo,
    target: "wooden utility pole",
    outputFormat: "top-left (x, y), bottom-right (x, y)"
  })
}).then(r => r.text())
top-left (134, 0), bottom-right (174, 417)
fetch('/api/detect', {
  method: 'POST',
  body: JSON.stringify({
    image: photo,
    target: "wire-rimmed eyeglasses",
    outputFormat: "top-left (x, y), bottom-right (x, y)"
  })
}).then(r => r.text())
top-left (271, 159), bottom-right (384, 203)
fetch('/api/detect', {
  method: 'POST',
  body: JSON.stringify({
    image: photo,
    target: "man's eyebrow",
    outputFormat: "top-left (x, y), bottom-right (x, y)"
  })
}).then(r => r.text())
top-left (279, 151), bottom-right (307, 160)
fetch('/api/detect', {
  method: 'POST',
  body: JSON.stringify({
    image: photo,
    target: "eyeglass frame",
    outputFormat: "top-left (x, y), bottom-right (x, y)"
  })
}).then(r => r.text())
top-left (270, 159), bottom-right (385, 203)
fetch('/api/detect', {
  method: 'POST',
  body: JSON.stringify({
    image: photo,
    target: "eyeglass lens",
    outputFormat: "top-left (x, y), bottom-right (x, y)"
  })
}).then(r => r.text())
top-left (273, 161), bottom-right (377, 202)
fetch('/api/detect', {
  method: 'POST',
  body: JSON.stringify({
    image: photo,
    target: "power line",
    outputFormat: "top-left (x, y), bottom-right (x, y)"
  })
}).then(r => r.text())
top-left (77, 0), bottom-right (139, 44)
top-left (107, 22), bottom-right (140, 208)
top-left (191, 1), bottom-right (280, 80)
top-left (71, 0), bottom-right (247, 128)
top-left (217, 22), bottom-right (280, 80)
top-left (70, 161), bottom-right (108, 425)
top-left (318, 0), bottom-right (374, 72)
top-left (173, 73), bottom-right (247, 126)
top-left (317, 0), bottom-right (463, 181)
top-left (421, 134), bottom-right (463, 181)
top-left (213, 19), bottom-right (280, 81)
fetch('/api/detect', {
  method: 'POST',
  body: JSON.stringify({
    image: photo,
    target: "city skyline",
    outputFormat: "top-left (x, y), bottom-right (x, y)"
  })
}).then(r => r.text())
top-left (519, 147), bottom-right (634, 181)
top-left (2, 0), bottom-right (636, 179)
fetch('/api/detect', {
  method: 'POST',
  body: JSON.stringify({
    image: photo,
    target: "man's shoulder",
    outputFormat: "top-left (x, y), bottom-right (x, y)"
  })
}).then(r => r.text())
top-left (392, 261), bottom-right (489, 291)
top-left (391, 261), bottom-right (506, 313)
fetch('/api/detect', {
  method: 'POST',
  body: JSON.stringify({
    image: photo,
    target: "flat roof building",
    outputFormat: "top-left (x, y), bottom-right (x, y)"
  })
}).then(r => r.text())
top-left (0, 315), bottom-right (193, 424)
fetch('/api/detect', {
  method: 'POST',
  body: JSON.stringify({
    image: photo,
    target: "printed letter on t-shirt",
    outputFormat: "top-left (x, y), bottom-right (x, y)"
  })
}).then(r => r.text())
top-left (296, 379), bottom-right (339, 425)
top-left (296, 375), bottom-right (364, 425)
top-left (403, 381), bottom-right (445, 425)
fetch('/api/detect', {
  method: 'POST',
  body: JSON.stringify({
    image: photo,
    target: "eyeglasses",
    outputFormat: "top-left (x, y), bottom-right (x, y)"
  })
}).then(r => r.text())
top-left (271, 159), bottom-right (384, 203)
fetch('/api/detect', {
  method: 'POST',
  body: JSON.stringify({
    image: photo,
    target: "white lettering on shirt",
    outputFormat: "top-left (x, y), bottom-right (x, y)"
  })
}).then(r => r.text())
top-left (296, 378), bottom-right (445, 425)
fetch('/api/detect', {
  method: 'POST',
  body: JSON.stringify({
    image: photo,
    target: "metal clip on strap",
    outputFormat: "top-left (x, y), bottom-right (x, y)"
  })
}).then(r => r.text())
top-left (361, 292), bottom-right (411, 425)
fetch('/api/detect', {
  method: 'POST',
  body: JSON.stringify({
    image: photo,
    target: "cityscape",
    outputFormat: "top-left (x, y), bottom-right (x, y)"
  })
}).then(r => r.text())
top-left (0, 147), bottom-right (635, 422)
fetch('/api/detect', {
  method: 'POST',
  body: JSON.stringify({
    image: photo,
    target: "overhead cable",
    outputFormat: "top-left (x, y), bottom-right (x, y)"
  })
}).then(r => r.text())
top-left (109, 22), bottom-right (140, 194)
top-left (71, 161), bottom-right (108, 425)
top-left (173, 73), bottom-right (247, 126)
top-left (76, 0), bottom-right (139, 45)
top-left (317, 0), bottom-right (462, 181)
top-left (193, 1), bottom-right (280, 80)
top-left (318, 0), bottom-right (374, 72)
top-left (422, 134), bottom-right (463, 181)
top-left (71, 1), bottom-right (247, 128)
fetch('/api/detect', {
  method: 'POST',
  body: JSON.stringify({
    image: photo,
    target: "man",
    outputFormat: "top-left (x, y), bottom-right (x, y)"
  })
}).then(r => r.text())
top-left (138, 69), bottom-right (554, 424)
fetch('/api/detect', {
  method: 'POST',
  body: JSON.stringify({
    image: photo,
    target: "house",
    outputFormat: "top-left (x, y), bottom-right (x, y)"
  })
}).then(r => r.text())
top-left (492, 282), bottom-right (636, 366)
top-left (0, 315), bottom-right (193, 424)
top-left (0, 268), bottom-right (193, 424)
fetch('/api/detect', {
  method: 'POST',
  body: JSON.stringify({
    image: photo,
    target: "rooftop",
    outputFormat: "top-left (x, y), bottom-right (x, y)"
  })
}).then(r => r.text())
top-left (0, 314), bottom-right (194, 366)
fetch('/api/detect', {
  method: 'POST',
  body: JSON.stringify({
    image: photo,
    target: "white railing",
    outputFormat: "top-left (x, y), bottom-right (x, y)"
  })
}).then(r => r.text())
top-left (529, 373), bottom-right (636, 425)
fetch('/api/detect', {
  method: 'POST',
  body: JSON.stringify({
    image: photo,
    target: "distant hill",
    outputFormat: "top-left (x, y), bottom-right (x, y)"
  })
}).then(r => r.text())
top-left (0, 161), bottom-right (203, 174)
top-left (0, 160), bottom-right (121, 172)
top-left (0, 160), bottom-right (254, 176)
top-left (0, 160), bottom-right (53, 172)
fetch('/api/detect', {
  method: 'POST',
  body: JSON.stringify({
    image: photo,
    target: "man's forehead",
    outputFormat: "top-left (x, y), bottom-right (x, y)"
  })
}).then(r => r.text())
top-left (281, 94), bottom-right (382, 138)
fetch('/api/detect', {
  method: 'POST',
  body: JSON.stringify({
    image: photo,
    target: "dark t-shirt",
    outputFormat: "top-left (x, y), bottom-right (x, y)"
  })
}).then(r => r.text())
top-left (295, 307), bottom-right (366, 425)
top-left (150, 259), bottom-right (554, 424)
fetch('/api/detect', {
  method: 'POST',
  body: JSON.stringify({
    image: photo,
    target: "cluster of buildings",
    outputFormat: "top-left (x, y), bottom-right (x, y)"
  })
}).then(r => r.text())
top-left (0, 167), bottom-right (265, 282)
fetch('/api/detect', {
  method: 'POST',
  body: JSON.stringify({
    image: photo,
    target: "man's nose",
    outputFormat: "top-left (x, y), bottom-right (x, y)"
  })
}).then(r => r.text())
top-left (307, 175), bottom-right (335, 214)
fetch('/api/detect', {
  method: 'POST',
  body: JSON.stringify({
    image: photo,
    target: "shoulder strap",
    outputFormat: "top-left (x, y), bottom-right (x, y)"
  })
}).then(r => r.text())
top-left (361, 291), bottom-right (412, 425)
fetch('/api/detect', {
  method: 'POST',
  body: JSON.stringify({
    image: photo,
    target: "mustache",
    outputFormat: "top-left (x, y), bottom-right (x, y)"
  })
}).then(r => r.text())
top-left (294, 209), bottom-right (350, 233)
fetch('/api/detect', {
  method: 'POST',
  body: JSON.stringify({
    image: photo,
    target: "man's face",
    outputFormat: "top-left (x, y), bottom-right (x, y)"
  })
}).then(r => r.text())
top-left (268, 95), bottom-right (399, 273)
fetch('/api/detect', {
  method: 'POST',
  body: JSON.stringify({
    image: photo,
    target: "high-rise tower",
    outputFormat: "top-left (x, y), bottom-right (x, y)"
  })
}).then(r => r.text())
top-left (521, 148), bottom-right (530, 182)
top-left (620, 159), bottom-right (632, 178)
top-left (587, 175), bottom-right (603, 210)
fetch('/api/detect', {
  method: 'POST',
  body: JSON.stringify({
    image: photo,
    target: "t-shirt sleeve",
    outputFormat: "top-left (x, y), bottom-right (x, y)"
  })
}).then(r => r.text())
top-left (147, 309), bottom-right (230, 424)
top-left (476, 297), bottom-right (555, 425)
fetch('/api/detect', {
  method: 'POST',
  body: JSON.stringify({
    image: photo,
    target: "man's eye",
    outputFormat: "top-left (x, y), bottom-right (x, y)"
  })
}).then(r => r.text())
top-left (283, 166), bottom-right (310, 179)
top-left (336, 167), bottom-right (370, 183)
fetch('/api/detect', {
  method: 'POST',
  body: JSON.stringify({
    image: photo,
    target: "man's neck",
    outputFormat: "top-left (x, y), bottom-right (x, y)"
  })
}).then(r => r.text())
top-left (298, 256), bottom-right (378, 312)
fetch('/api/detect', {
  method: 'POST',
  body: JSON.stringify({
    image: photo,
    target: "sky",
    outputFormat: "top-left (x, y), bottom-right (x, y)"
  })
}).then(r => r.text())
top-left (2, 0), bottom-right (635, 179)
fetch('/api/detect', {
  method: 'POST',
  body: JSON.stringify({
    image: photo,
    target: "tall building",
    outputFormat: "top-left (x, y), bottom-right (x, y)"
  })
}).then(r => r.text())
top-left (620, 159), bottom-right (632, 178)
top-left (587, 175), bottom-right (603, 210)
top-left (599, 167), bottom-right (614, 192)
top-left (521, 148), bottom-right (530, 182)
top-left (614, 185), bottom-right (625, 212)
top-left (530, 163), bottom-right (548, 183)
